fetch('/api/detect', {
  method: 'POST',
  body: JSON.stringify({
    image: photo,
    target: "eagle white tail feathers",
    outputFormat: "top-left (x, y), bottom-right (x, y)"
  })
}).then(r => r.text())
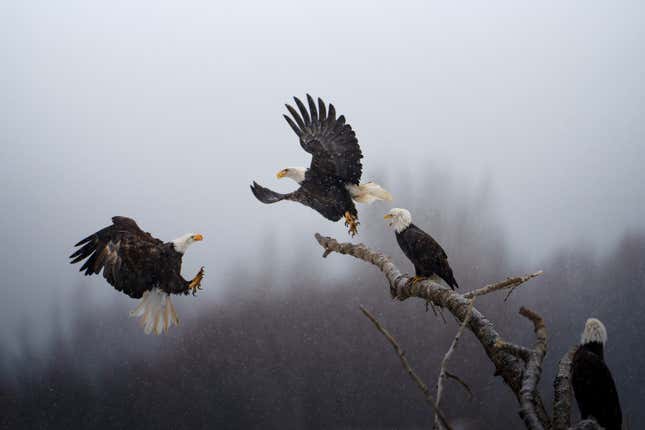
top-left (347, 182), bottom-right (393, 204)
top-left (129, 288), bottom-right (179, 335)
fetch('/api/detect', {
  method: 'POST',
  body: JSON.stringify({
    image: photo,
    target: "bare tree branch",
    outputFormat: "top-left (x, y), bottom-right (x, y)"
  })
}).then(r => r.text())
top-left (358, 305), bottom-right (453, 430)
top-left (494, 339), bottom-right (532, 361)
top-left (464, 271), bottom-right (543, 299)
top-left (553, 347), bottom-right (577, 430)
top-left (517, 307), bottom-right (548, 430)
top-left (314, 234), bottom-right (551, 428)
top-left (434, 298), bottom-right (476, 429)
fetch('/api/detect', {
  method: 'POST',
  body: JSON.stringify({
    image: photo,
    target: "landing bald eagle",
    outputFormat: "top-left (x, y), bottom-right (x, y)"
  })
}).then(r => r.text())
top-left (250, 94), bottom-right (391, 236)
top-left (384, 208), bottom-right (459, 290)
top-left (571, 318), bottom-right (622, 430)
top-left (69, 216), bottom-right (205, 335)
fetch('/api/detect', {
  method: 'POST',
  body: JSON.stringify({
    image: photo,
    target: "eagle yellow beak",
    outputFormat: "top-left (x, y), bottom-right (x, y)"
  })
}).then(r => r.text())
top-left (192, 234), bottom-right (204, 241)
top-left (276, 169), bottom-right (287, 179)
top-left (383, 214), bottom-right (394, 220)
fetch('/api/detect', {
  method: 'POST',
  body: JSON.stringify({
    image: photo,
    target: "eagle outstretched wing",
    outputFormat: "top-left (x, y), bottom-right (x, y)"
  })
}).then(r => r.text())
top-left (70, 216), bottom-right (185, 298)
top-left (250, 95), bottom-right (362, 229)
top-left (250, 181), bottom-right (289, 204)
top-left (250, 181), bottom-right (350, 222)
top-left (283, 94), bottom-right (363, 185)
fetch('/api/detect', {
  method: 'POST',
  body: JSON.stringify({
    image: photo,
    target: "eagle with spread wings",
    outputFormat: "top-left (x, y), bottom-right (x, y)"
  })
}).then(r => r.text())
top-left (70, 216), bottom-right (204, 335)
top-left (251, 95), bottom-right (391, 236)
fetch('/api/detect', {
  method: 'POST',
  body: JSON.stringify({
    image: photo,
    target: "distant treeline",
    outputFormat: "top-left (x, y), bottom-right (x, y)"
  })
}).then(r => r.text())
top-left (2, 175), bottom-right (644, 429)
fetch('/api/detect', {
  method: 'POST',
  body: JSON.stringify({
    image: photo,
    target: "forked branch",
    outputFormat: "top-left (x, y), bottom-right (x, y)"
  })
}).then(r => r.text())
top-left (314, 234), bottom-right (550, 427)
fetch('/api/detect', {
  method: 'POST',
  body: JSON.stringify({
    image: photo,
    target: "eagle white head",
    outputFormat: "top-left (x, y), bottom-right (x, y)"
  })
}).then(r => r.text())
top-left (276, 167), bottom-right (306, 184)
top-left (172, 233), bottom-right (204, 254)
top-left (581, 318), bottom-right (607, 345)
top-left (384, 208), bottom-right (412, 233)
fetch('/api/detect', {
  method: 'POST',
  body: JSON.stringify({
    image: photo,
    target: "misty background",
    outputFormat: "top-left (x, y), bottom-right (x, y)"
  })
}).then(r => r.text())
top-left (2, 1), bottom-right (645, 428)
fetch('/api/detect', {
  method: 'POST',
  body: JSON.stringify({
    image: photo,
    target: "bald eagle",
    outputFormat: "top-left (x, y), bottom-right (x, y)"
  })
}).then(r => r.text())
top-left (571, 318), bottom-right (622, 430)
top-left (384, 208), bottom-right (459, 289)
top-left (69, 216), bottom-right (205, 335)
top-left (250, 95), bottom-right (392, 236)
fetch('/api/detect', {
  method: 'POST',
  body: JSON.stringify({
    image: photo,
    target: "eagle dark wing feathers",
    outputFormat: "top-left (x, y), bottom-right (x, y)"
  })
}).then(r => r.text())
top-left (70, 217), bottom-right (188, 299)
top-left (73, 217), bottom-right (139, 248)
top-left (283, 114), bottom-right (302, 137)
top-left (294, 97), bottom-right (310, 125)
top-left (250, 95), bottom-right (361, 223)
top-left (250, 181), bottom-right (289, 204)
top-left (289, 182), bottom-right (354, 222)
top-left (317, 97), bottom-right (326, 123)
top-left (70, 217), bottom-right (151, 274)
top-left (572, 347), bottom-right (622, 430)
top-left (250, 181), bottom-right (352, 222)
top-left (284, 95), bottom-right (363, 184)
top-left (307, 94), bottom-right (318, 124)
top-left (397, 224), bottom-right (459, 290)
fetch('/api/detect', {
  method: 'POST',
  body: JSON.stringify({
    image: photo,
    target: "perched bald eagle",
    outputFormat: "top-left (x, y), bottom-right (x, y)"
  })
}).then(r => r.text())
top-left (571, 318), bottom-right (622, 430)
top-left (250, 95), bottom-right (392, 236)
top-left (384, 208), bottom-right (459, 289)
top-left (69, 216), bottom-right (205, 335)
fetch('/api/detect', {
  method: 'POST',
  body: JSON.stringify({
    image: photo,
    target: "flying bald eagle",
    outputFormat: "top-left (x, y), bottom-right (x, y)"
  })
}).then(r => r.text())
top-left (571, 318), bottom-right (622, 430)
top-left (250, 94), bottom-right (392, 236)
top-left (384, 208), bottom-right (459, 289)
top-left (69, 216), bottom-right (205, 335)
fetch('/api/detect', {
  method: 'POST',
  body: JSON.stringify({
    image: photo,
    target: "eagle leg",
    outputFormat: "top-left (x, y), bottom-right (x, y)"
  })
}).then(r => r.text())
top-left (188, 267), bottom-right (205, 296)
top-left (344, 211), bottom-right (360, 237)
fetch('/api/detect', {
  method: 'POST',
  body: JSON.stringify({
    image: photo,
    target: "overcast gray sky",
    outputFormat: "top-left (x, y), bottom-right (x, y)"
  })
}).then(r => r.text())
top-left (2, 1), bottom-right (644, 348)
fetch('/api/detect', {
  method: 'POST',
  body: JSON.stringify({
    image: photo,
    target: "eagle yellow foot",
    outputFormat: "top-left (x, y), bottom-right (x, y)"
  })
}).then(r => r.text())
top-left (188, 267), bottom-right (205, 296)
top-left (407, 275), bottom-right (427, 286)
top-left (344, 211), bottom-right (360, 237)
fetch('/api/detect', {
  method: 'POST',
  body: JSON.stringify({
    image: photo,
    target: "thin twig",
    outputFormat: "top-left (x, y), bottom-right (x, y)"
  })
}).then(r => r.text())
top-left (503, 286), bottom-right (518, 302)
top-left (464, 271), bottom-right (543, 299)
top-left (359, 305), bottom-right (453, 430)
top-left (434, 298), bottom-right (476, 429)
top-left (517, 307), bottom-right (548, 430)
top-left (444, 371), bottom-right (473, 400)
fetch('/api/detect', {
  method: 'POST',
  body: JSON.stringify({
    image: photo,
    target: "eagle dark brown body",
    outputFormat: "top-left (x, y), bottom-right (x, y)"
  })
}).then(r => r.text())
top-left (572, 341), bottom-right (622, 429)
top-left (396, 223), bottom-right (459, 290)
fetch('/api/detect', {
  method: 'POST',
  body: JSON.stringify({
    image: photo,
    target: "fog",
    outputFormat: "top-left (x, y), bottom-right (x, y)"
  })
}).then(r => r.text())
top-left (1, 1), bottom-right (645, 428)
top-left (3, 173), bottom-right (645, 428)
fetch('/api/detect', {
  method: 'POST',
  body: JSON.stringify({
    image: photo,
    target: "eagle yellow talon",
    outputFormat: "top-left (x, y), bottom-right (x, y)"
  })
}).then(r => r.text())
top-left (408, 275), bottom-right (427, 286)
top-left (188, 266), bottom-right (205, 296)
top-left (344, 211), bottom-right (360, 237)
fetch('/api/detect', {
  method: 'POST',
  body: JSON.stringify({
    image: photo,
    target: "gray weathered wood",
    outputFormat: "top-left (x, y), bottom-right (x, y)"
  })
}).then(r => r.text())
top-left (314, 234), bottom-right (551, 427)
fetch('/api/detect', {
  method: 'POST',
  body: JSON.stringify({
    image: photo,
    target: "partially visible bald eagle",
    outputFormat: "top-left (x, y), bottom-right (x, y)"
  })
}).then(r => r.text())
top-left (69, 216), bottom-right (205, 335)
top-left (384, 208), bottom-right (459, 290)
top-left (250, 95), bottom-right (391, 236)
top-left (571, 318), bottom-right (622, 430)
